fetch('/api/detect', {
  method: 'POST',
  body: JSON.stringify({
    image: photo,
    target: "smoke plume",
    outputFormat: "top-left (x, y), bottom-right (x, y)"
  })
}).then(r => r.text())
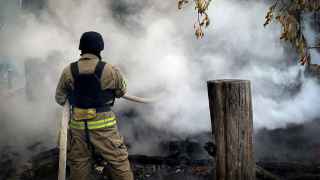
top-left (0, 0), bottom-right (319, 154)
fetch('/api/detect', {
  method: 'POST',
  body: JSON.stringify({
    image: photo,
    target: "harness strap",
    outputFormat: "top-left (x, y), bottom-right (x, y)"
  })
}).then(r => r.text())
top-left (83, 120), bottom-right (104, 168)
top-left (70, 62), bottom-right (79, 80)
top-left (94, 61), bottom-right (116, 106)
top-left (94, 61), bottom-right (106, 79)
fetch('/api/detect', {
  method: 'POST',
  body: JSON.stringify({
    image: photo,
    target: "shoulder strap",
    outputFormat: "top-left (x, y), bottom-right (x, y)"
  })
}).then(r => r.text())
top-left (70, 62), bottom-right (79, 79)
top-left (94, 61), bottom-right (106, 79)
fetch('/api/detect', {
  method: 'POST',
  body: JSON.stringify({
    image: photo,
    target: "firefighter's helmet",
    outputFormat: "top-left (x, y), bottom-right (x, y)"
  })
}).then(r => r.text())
top-left (79, 31), bottom-right (104, 52)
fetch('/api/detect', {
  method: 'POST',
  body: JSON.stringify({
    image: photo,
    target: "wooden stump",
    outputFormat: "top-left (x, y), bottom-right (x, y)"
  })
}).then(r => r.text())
top-left (207, 80), bottom-right (255, 180)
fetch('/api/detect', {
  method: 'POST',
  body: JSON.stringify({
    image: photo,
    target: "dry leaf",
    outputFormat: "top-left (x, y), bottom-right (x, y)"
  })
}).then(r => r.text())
top-left (178, 0), bottom-right (212, 39)
top-left (299, 54), bottom-right (309, 65)
top-left (264, 7), bottom-right (274, 27)
top-left (195, 27), bottom-right (204, 39)
top-left (178, 0), bottom-right (189, 10)
top-left (196, 0), bottom-right (208, 13)
top-left (200, 13), bottom-right (210, 27)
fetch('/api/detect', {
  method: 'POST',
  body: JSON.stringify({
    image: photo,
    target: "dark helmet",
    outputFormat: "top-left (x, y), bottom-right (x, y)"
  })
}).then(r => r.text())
top-left (79, 31), bottom-right (104, 52)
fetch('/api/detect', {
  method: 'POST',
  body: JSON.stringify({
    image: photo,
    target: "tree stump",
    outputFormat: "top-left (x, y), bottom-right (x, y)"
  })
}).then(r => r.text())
top-left (207, 79), bottom-right (255, 180)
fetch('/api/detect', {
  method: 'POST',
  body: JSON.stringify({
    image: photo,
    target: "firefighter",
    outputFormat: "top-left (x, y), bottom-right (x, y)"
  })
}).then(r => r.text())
top-left (55, 31), bottom-right (134, 180)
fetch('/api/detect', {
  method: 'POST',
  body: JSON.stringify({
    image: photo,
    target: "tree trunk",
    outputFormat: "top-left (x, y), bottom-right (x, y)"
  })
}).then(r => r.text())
top-left (207, 79), bottom-right (255, 180)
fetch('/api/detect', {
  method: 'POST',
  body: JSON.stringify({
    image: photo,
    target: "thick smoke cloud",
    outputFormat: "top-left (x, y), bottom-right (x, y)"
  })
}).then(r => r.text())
top-left (0, 0), bottom-right (319, 153)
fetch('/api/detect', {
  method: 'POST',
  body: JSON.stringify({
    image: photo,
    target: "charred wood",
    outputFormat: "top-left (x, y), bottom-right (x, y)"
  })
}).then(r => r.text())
top-left (257, 161), bottom-right (320, 180)
top-left (255, 165), bottom-right (281, 180)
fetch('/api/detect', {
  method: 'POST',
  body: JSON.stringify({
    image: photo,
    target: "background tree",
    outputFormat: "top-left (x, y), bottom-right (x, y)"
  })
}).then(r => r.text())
top-left (178, 0), bottom-right (320, 65)
top-left (264, 0), bottom-right (320, 65)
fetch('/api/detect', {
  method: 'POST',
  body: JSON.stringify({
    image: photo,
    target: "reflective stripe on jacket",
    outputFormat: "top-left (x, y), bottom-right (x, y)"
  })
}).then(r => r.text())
top-left (69, 116), bottom-right (117, 130)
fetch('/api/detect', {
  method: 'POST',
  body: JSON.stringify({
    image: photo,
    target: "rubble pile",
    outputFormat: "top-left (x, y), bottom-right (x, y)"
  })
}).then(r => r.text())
top-left (255, 119), bottom-right (320, 162)
top-left (18, 138), bottom-right (214, 180)
top-left (257, 161), bottom-right (320, 180)
top-left (0, 146), bottom-right (20, 180)
top-left (1, 131), bottom-right (320, 180)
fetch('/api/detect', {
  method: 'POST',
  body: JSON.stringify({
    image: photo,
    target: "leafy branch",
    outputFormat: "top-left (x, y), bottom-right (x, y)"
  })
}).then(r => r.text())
top-left (178, 0), bottom-right (212, 39)
top-left (264, 0), bottom-right (320, 65)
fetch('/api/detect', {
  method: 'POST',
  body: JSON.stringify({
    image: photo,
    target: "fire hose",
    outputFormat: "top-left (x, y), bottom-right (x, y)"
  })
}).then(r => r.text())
top-left (122, 94), bottom-right (156, 104)
top-left (58, 101), bottom-right (69, 180)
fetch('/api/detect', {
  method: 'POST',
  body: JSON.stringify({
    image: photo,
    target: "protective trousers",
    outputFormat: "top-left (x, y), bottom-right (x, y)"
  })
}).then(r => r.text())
top-left (67, 125), bottom-right (134, 180)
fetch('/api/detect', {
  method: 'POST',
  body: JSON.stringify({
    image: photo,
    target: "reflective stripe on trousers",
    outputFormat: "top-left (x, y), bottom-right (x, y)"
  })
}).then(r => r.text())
top-left (69, 117), bottom-right (116, 130)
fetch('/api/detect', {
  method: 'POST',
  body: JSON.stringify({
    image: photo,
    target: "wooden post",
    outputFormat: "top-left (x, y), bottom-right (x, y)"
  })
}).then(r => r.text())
top-left (207, 79), bottom-right (255, 180)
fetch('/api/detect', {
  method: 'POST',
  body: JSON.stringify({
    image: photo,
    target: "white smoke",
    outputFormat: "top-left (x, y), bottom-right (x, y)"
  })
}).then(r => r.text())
top-left (0, 0), bottom-right (319, 152)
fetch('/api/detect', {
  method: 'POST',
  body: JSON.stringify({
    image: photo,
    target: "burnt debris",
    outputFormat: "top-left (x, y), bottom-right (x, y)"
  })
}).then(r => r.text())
top-left (1, 134), bottom-right (320, 180)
